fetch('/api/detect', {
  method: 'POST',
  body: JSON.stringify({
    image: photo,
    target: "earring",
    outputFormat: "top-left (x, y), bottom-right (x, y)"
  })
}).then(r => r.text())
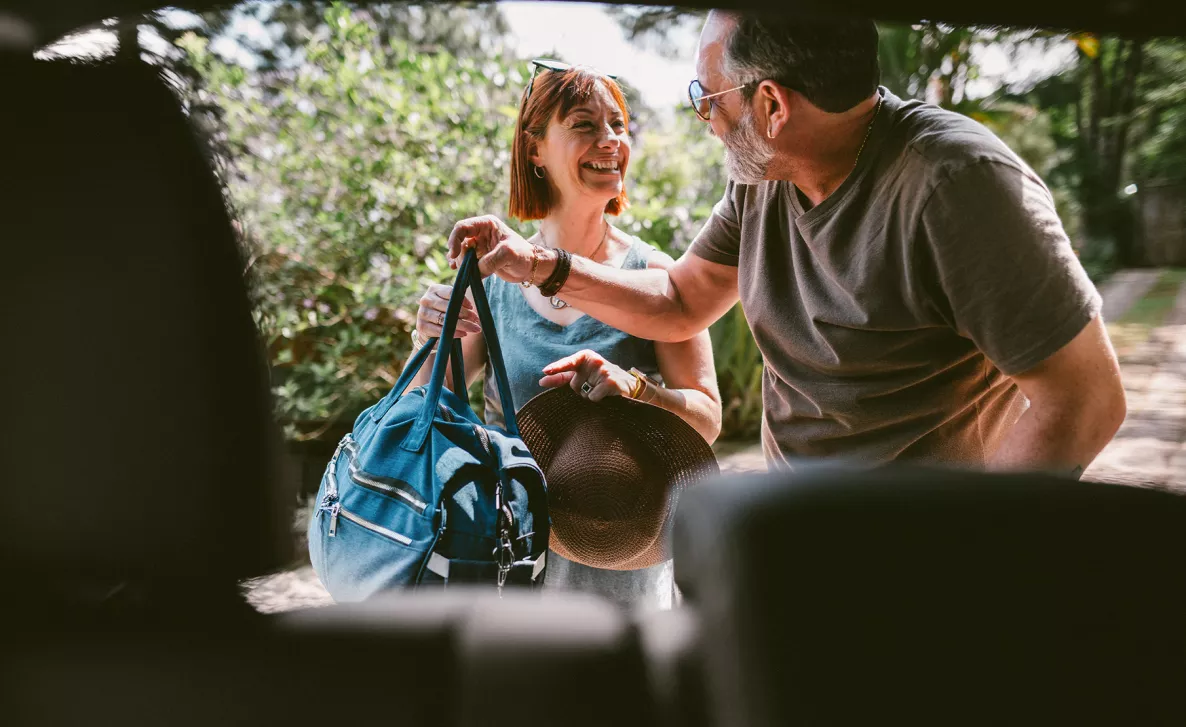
top-left (534, 165), bottom-right (545, 179)
top-left (767, 126), bottom-right (775, 139)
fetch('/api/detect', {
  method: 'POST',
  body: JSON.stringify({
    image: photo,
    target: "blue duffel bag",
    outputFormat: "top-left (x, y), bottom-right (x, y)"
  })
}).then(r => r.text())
top-left (308, 248), bottom-right (548, 601)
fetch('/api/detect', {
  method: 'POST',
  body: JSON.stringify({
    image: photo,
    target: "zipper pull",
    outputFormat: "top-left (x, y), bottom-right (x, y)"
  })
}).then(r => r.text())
top-left (328, 502), bottom-right (340, 538)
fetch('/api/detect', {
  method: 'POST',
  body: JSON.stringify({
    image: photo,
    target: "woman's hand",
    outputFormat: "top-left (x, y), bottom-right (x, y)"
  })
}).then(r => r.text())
top-left (416, 283), bottom-right (481, 339)
top-left (540, 349), bottom-right (637, 402)
top-left (447, 214), bottom-right (542, 283)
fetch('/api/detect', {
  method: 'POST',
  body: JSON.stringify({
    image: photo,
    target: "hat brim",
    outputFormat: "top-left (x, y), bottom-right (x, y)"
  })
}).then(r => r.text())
top-left (517, 386), bottom-right (719, 571)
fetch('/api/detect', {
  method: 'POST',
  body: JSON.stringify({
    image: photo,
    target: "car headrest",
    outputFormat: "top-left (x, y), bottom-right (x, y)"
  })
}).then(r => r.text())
top-left (674, 464), bottom-right (1186, 725)
top-left (0, 56), bottom-right (293, 603)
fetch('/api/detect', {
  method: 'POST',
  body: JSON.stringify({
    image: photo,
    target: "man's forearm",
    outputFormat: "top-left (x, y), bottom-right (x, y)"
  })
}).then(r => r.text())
top-left (989, 397), bottom-right (1123, 477)
top-left (534, 250), bottom-right (696, 342)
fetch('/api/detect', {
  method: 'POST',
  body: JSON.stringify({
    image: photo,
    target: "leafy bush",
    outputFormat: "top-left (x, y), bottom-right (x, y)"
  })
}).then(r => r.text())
top-left (185, 6), bottom-right (529, 439)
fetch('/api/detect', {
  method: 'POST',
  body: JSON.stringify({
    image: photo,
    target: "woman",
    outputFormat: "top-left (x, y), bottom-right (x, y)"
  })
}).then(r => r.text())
top-left (406, 62), bottom-right (722, 610)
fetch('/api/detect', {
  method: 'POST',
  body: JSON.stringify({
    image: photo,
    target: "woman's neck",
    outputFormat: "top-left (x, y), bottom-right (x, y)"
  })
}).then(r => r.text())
top-left (538, 200), bottom-right (610, 259)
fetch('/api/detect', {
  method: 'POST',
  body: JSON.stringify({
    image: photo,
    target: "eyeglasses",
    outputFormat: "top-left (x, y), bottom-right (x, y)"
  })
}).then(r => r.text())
top-left (522, 58), bottom-right (619, 106)
top-left (688, 79), bottom-right (753, 121)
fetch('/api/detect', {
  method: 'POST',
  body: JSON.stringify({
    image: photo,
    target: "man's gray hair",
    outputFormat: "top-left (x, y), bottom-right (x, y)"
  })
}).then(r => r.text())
top-left (717, 11), bottom-right (881, 114)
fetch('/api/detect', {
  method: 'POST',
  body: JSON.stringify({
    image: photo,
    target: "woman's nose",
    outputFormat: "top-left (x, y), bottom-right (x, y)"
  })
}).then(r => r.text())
top-left (597, 126), bottom-right (622, 148)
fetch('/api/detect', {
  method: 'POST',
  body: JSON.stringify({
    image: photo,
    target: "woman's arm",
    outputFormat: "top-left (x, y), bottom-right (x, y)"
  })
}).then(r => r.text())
top-left (538, 251), bottom-right (723, 444)
top-left (648, 332), bottom-right (722, 445)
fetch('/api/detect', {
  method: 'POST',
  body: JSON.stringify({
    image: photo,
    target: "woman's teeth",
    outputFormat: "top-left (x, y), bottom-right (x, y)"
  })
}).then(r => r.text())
top-left (584, 161), bottom-right (619, 172)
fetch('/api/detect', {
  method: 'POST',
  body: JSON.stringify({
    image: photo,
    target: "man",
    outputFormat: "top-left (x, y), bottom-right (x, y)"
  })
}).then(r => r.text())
top-left (448, 11), bottom-right (1126, 475)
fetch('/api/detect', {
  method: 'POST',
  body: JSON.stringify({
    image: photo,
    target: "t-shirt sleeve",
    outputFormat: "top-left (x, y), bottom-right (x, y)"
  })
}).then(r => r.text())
top-left (919, 161), bottom-right (1102, 376)
top-left (689, 180), bottom-right (744, 267)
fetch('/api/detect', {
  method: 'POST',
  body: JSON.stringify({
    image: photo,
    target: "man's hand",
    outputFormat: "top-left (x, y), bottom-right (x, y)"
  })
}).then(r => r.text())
top-left (446, 214), bottom-right (553, 283)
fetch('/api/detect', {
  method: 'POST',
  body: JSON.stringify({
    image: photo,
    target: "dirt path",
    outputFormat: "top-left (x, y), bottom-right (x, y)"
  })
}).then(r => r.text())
top-left (243, 269), bottom-right (1186, 612)
top-left (1084, 273), bottom-right (1186, 491)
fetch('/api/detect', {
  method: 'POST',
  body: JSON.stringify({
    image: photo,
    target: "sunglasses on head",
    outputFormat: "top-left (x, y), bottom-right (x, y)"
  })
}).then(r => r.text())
top-left (522, 58), bottom-right (620, 105)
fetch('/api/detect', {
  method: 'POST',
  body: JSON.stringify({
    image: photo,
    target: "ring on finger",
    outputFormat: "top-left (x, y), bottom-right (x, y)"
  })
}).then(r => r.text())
top-left (580, 380), bottom-right (594, 396)
top-left (436, 310), bottom-right (445, 326)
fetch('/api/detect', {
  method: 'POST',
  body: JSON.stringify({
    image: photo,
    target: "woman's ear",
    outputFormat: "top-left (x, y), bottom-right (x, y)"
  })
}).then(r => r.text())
top-left (526, 134), bottom-right (545, 169)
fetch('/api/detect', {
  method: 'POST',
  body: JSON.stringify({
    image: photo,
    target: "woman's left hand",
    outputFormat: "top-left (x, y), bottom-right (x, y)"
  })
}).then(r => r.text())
top-left (540, 349), bottom-right (636, 402)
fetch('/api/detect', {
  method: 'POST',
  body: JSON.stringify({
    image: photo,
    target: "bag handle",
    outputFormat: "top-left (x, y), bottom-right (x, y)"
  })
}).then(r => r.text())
top-left (402, 248), bottom-right (520, 451)
top-left (467, 254), bottom-right (520, 437)
top-left (370, 334), bottom-right (467, 424)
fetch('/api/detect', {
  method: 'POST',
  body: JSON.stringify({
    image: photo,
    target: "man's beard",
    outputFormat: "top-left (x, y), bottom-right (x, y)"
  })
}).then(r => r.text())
top-left (722, 106), bottom-right (774, 185)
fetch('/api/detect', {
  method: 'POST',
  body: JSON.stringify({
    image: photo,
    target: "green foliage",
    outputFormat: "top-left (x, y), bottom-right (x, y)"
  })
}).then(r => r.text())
top-left (709, 305), bottom-right (765, 440)
top-left (185, 5), bottom-right (526, 439)
top-left (1133, 40), bottom-right (1186, 184)
top-left (618, 109), bottom-right (726, 255)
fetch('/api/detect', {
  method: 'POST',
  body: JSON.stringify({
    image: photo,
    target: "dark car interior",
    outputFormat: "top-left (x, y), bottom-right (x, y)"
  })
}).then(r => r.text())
top-left (2, 1), bottom-right (1184, 725)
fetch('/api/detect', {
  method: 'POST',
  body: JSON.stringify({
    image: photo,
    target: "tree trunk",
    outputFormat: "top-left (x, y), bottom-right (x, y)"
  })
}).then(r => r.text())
top-left (115, 18), bottom-right (140, 62)
top-left (1107, 40), bottom-right (1146, 194)
top-left (1107, 39), bottom-right (1124, 118)
top-left (1088, 52), bottom-right (1105, 154)
top-left (1108, 40), bottom-right (1147, 266)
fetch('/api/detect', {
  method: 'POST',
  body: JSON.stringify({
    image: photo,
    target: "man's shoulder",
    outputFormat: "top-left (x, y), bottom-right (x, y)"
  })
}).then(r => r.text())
top-left (716, 178), bottom-right (783, 215)
top-left (889, 97), bottom-right (1035, 185)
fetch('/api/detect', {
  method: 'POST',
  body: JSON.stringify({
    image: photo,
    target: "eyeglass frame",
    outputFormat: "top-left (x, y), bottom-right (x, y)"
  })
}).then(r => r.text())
top-left (687, 78), bottom-right (760, 121)
top-left (522, 58), bottom-right (620, 107)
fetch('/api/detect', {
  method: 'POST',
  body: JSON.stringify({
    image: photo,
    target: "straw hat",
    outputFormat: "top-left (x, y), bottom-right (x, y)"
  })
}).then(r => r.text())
top-left (516, 386), bottom-right (719, 571)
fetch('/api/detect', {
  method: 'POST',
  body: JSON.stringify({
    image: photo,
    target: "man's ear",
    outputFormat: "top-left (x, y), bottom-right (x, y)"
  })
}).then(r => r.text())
top-left (757, 80), bottom-right (792, 139)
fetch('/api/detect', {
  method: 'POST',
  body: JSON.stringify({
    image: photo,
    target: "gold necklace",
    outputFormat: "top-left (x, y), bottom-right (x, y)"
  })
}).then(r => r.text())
top-left (537, 220), bottom-right (610, 310)
top-left (852, 95), bottom-right (884, 171)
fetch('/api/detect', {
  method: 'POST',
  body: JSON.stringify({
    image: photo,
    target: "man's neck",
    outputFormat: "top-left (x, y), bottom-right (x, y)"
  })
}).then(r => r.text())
top-left (775, 93), bottom-right (881, 208)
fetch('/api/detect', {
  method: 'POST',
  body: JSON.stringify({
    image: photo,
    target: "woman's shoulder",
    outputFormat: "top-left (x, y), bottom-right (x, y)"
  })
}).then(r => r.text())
top-left (625, 235), bottom-right (675, 270)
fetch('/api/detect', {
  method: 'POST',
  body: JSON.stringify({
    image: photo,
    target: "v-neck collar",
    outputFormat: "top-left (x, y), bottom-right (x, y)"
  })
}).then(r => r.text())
top-left (784, 86), bottom-right (899, 227)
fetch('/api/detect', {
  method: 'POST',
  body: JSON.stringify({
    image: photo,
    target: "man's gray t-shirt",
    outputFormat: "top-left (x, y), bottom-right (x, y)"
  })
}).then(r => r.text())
top-left (690, 88), bottom-right (1101, 467)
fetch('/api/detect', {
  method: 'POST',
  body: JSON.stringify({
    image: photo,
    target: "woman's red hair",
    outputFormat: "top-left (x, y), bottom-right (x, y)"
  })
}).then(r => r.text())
top-left (509, 67), bottom-right (631, 221)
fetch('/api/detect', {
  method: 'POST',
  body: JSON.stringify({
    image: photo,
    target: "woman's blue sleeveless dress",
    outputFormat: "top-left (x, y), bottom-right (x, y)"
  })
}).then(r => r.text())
top-left (481, 238), bottom-right (676, 610)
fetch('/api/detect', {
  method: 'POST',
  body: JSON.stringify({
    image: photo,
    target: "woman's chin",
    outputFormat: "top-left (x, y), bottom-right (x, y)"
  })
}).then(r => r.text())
top-left (578, 179), bottom-right (625, 201)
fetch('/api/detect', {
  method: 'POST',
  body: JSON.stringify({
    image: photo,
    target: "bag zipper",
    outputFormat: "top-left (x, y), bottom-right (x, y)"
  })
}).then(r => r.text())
top-left (327, 502), bottom-right (413, 545)
top-left (342, 437), bottom-right (429, 511)
top-left (473, 424), bottom-right (492, 458)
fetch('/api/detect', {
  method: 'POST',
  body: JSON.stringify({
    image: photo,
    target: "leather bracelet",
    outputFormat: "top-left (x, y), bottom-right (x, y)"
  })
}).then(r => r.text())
top-left (538, 247), bottom-right (572, 298)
